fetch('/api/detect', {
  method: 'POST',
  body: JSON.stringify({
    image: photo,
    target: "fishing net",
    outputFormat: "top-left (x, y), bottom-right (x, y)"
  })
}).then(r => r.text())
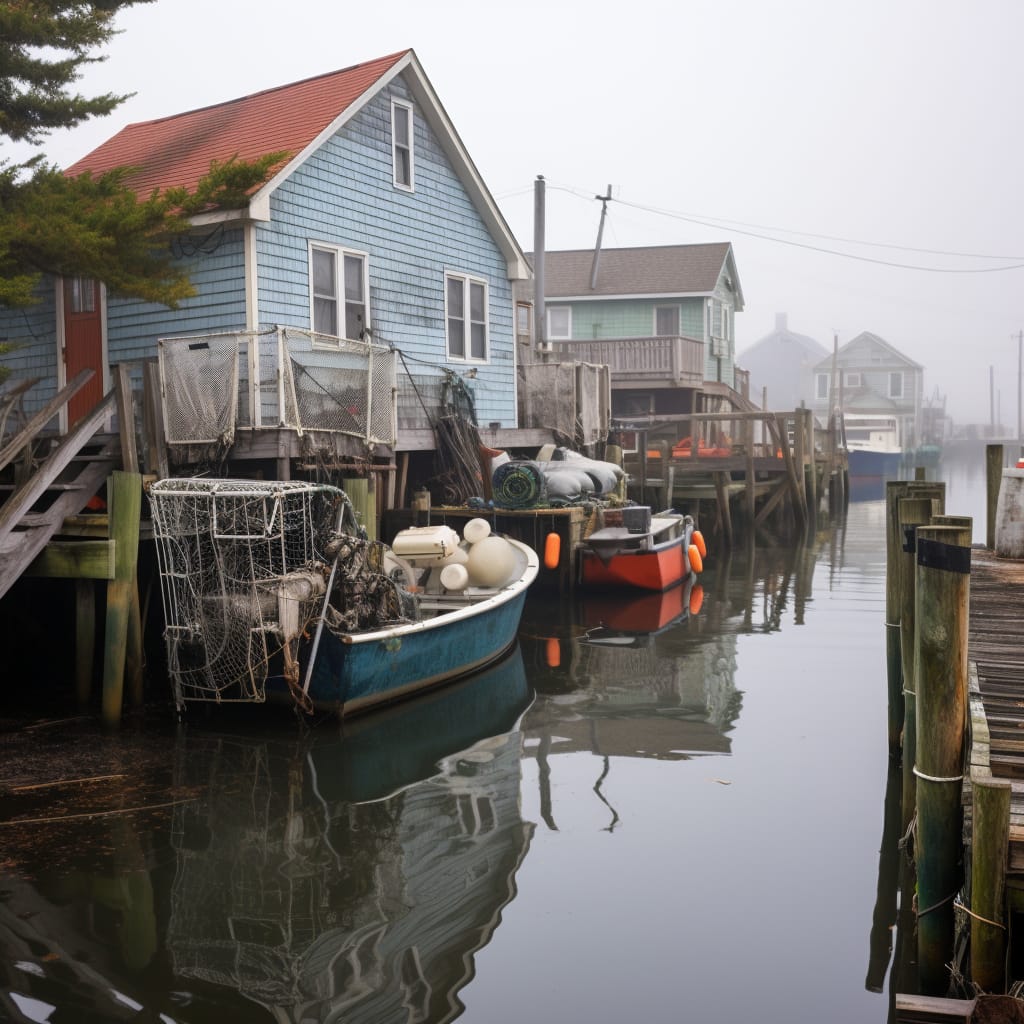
top-left (149, 479), bottom-right (407, 709)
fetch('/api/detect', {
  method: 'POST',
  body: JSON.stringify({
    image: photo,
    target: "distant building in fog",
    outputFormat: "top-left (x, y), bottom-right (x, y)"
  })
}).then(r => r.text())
top-left (737, 313), bottom-right (828, 410)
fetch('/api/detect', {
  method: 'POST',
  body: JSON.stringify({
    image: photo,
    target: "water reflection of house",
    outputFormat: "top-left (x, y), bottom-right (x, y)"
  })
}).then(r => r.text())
top-left (166, 664), bottom-right (533, 1023)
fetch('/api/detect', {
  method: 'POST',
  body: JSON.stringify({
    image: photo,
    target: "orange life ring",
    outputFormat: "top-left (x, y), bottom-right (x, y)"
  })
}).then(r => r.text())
top-left (688, 544), bottom-right (703, 574)
top-left (692, 530), bottom-right (707, 558)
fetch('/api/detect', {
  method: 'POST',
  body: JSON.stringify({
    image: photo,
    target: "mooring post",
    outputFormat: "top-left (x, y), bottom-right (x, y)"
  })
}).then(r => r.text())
top-left (101, 470), bottom-right (143, 728)
top-left (914, 522), bottom-right (971, 995)
top-left (75, 580), bottom-right (96, 709)
top-left (986, 444), bottom-right (1004, 550)
top-left (970, 770), bottom-right (1011, 992)
top-left (885, 481), bottom-right (910, 758)
top-left (898, 496), bottom-right (937, 830)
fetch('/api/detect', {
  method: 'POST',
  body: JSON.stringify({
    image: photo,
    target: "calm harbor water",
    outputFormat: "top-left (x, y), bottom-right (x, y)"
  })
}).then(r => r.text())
top-left (0, 451), bottom-right (989, 1023)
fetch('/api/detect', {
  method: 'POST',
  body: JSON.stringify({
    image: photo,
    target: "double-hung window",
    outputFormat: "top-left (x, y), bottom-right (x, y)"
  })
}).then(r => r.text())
top-left (547, 306), bottom-right (571, 340)
top-left (392, 99), bottom-right (414, 190)
top-left (816, 373), bottom-right (830, 400)
top-left (888, 371), bottom-right (904, 399)
top-left (446, 272), bottom-right (488, 361)
top-left (311, 244), bottom-right (369, 341)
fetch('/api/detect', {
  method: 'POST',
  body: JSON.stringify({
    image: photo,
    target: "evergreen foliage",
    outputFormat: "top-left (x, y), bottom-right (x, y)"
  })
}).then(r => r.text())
top-left (0, 1), bottom-right (285, 328)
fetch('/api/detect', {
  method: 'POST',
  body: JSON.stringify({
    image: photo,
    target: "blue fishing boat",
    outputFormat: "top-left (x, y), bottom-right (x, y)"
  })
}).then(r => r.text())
top-left (843, 413), bottom-right (903, 477)
top-left (149, 479), bottom-right (539, 717)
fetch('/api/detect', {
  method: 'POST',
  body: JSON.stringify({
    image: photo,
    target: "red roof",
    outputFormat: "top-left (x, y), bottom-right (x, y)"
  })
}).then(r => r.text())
top-left (64, 50), bottom-right (410, 196)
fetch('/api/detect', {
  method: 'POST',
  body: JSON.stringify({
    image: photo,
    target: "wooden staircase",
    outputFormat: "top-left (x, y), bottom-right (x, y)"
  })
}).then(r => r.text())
top-left (0, 370), bottom-right (123, 601)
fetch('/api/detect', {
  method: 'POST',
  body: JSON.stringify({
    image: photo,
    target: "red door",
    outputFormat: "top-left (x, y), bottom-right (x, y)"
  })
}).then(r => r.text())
top-left (63, 277), bottom-right (104, 426)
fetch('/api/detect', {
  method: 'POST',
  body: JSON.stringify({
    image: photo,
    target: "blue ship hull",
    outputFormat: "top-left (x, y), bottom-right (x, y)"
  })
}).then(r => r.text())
top-left (848, 448), bottom-right (903, 478)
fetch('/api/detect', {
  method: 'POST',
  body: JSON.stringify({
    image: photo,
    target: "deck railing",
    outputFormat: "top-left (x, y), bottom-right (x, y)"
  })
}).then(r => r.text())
top-left (547, 335), bottom-right (705, 388)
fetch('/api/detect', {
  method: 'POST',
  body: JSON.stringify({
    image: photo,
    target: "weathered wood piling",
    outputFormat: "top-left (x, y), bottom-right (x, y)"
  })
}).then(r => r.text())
top-left (914, 522), bottom-right (971, 992)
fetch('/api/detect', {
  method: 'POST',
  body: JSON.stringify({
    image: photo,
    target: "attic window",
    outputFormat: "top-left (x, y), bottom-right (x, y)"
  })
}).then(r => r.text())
top-left (392, 99), bottom-right (414, 190)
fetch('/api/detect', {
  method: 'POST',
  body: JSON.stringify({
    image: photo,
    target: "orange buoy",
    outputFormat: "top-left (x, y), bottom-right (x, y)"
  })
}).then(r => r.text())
top-left (689, 583), bottom-right (704, 616)
top-left (543, 531), bottom-right (561, 570)
top-left (688, 544), bottom-right (703, 574)
top-left (692, 529), bottom-right (707, 559)
top-left (545, 636), bottom-right (561, 668)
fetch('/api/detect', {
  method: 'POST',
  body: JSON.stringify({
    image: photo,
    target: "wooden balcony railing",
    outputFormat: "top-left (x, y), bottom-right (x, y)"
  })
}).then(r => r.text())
top-left (547, 335), bottom-right (704, 388)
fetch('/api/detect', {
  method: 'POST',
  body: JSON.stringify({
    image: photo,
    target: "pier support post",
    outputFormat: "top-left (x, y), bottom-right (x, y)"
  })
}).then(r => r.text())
top-left (75, 580), bottom-right (96, 709)
top-left (986, 444), bottom-right (1004, 550)
top-left (914, 523), bottom-right (971, 995)
top-left (885, 482), bottom-right (908, 758)
top-left (898, 496), bottom-right (937, 831)
top-left (101, 471), bottom-right (142, 729)
top-left (970, 771), bottom-right (1010, 993)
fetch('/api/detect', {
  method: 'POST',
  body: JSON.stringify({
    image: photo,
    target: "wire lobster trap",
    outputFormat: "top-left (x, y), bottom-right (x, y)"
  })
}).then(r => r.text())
top-left (149, 479), bottom-right (348, 706)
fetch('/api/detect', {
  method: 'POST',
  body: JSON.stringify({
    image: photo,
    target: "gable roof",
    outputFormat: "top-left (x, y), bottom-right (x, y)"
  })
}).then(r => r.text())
top-left (739, 315), bottom-right (828, 363)
top-left (536, 243), bottom-right (743, 307)
top-left (65, 49), bottom-right (529, 279)
top-left (812, 330), bottom-right (923, 372)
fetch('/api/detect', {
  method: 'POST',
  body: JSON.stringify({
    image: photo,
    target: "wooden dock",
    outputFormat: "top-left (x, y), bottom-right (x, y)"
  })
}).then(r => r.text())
top-left (965, 549), bottom-right (1024, 906)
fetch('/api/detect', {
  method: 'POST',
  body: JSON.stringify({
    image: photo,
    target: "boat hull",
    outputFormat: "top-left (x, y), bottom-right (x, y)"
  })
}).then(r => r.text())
top-left (848, 448), bottom-right (903, 477)
top-left (580, 531), bottom-right (690, 592)
top-left (266, 539), bottom-right (538, 717)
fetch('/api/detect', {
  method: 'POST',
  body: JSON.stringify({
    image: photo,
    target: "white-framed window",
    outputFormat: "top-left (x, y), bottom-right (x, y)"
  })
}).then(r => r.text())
top-left (655, 305), bottom-right (680, 336)
top-left (446, 272), bottom-right (488, 361)
top-left (845, 371), bottom-right (862, 388)
top-left (516, 301), bottom-right (532, 344)
top-left (310, 243), bottom-right (369, 341)
top-left (547, 306), bottom-right (571, 340)
top-left (889, 371), bottom-right (904, 399)
top-left (391, 99), bottom-right (414, 190)
top-left (816, 373), bottom-right (830, 400)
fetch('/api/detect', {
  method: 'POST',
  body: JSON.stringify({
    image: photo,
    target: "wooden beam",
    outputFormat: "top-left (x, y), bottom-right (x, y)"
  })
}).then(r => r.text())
top-left (101, 471), bottom-right (142, 728)
top-left (113, 364), bottom-right (138, 474)
top-left (24, 540), bottom-right (115, 579)
top-left (0, 368), bottom-right (94, 474)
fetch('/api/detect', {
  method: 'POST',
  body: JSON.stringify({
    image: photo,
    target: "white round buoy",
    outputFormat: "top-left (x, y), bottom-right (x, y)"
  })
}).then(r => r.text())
top-left (463, 517), bottom-right (492, 544)
top-left (466, 535), bottom-right (516, 587)
top-left (439, 544), bottom-right (470, 566)
top-left (440, 562), bottom-right (470, 591)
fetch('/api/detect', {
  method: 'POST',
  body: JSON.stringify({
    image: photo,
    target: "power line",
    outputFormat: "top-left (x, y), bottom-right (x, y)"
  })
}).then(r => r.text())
top-left (501, 179), bottom-right (1024, 273)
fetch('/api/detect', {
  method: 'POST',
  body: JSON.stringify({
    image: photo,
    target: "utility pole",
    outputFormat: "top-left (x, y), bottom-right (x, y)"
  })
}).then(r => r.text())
top-left (1018, 329), bottom-right (1022, 454)
top-left (589, 185), bottom-right (613, 290)
top-left (534, 176), bottom-right (547, 358)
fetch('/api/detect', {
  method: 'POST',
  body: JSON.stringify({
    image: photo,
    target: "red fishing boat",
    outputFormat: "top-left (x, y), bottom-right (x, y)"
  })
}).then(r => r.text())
top-left (579, 508), bottom-right (705, 592)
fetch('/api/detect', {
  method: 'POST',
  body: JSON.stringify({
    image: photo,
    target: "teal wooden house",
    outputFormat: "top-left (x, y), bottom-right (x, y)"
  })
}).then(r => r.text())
top-left (519, 242), bottom-right (745, 419)
top-left (0, 49), bottom-right (529, 470)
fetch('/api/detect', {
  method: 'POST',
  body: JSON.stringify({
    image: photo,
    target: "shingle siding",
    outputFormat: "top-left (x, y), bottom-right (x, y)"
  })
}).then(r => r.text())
top-left (257, 76), bottom-right (515, 425)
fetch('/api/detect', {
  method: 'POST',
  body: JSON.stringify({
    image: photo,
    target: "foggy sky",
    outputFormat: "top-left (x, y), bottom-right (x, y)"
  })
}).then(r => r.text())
top-left (12, 0), bottom-right (1022, 425)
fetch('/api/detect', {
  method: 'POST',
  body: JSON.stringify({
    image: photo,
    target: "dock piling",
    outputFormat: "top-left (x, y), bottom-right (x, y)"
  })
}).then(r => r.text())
top-left (914, 522), bottom-right (971, 994)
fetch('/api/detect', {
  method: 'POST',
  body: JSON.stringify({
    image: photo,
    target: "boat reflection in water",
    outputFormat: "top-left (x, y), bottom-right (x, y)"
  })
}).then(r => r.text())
top-left (521, 579), bottom-right (741, 792)
top-left (165, 645), bottom-right (534, 1023)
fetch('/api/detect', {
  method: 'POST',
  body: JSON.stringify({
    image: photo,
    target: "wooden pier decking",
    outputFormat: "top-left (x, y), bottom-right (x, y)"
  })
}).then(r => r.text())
top-left (965, 549), bottom-right (1024, 906)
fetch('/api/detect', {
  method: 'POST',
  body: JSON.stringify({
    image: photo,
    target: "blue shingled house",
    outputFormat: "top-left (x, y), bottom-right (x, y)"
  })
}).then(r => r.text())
top-left (0, 49), bottom-right (530, 470)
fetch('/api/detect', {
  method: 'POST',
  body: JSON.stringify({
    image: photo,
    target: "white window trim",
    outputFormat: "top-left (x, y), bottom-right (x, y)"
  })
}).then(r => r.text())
top-left (547, 306), bottom-right (572, 340)
top-left (888, 371), bottom-right (904, 399)
top-left (845, 371), bottom-right (862, 387)
top-left (815, 373), bottom-right (830, 400)
top-left (445, 271), bottom-right (490, 363)
top-left (309, 242), bottom-right (371, 344)
top-left (391, 98), bottom-right (414, 192)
